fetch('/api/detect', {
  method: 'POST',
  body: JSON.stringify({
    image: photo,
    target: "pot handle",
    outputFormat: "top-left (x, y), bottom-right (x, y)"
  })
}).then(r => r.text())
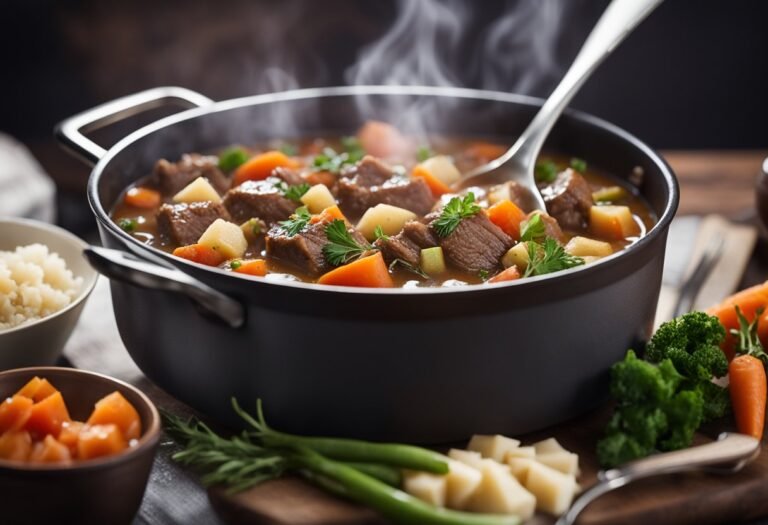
top-left (84, 246), bottom-right (245, 329)
top-left (55, 86), bottom-right (214, 165)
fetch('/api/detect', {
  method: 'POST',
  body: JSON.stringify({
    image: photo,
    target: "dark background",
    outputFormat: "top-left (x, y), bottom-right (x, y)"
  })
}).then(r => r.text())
top-left (1, 0), bottom-right (767, 229)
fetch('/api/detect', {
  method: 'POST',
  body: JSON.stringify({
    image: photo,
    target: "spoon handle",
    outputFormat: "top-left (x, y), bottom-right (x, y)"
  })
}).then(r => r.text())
top-left (513, 0), bottom-right (665, 167)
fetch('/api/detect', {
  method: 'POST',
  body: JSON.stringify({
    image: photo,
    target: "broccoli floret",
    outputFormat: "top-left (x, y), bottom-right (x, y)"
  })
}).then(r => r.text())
top-left (697, 380), bottom-right (731, 421)
top-left (610, 350), bottom-right (681, 404)
top-left (597, 432), bottom-right (652, 468)
top-left (646, 312), bottom-right (727, 379)
top-left (659, 389), bottom-right (703, 451)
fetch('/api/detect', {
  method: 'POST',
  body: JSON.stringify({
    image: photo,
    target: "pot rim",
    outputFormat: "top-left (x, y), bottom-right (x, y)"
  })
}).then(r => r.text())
top-left (87, 85), bottom-right (679, 296)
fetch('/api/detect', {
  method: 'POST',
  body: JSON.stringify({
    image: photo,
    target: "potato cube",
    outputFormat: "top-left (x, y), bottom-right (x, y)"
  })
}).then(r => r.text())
top-left (356, 204), bottom-right (418, 241)
top-left (466, 459), bottom-right (536, 519)
top-left (487, 184), bottom-right (512, 206)
top-left (589, 205), bottom-right (638, 240)
top-left (403, 470), bottom-right (447, 507)
top-left (565, 236), bottom-right (613, 258)
top-left (532, 437), bottom-right (566, 455)
top-left (419, 155), bottom-right (461, 186)
top-left (537, 451), bottom-right (580, 476)
top-left (173, 177), bottom-right (222, 204)
top-left (506, 457), bottom-right (536, 484)
top-left (445, 459), bottom-right (483, 510)
top-left (467, 434), bottom-right (521, 462)
top-left (300, 184), bottom-right (336, 214)
top-left (448, 448), bottom-right (484, 469)
top-left (502, 243), bottom-right (530, 271)
top-left (505, 446), bottom-right (536, 460)
top-left (525, 462), bottom-right (576, 516)
top-left (198, 219), bottom-right (248, 259)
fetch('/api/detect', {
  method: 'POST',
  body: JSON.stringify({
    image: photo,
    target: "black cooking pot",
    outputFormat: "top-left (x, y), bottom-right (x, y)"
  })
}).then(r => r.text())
top-left (56, 86), bottom-right (678, 443)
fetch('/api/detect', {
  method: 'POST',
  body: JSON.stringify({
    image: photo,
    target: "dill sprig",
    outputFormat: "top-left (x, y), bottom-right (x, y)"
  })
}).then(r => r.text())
top-left (433, 192), bottom-right (481, 238)
top-left (323, 219), bottom-right (373, 266)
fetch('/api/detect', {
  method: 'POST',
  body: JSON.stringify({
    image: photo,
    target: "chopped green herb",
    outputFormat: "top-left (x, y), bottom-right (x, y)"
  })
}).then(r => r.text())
top-left (524, 237), bottom-right (584, 278)
top-left (277, 207), bottom-right (312, 237)
top-left (432, 192), bottom-right (481, 238)
top-left (118, 218), bottom-right (138, 233)
top-left (416, 146), bottom-right (434, 162)
top-left (323, 219), bottom-right (373, 266)
top-left (389, 258), bottom-right (429, 279)
top-left (478, 269), bottom-right (490, 281)
top-left (341, 136), bottom-right (364, 157)
top-left (278, 143), bottom-right (298, 156)
top-left (570, 157), bottom-right (587, 173)
top-left (534, 161), bottom-right (558, 183)
top-left (312, 138), bottom-right (366, 174)
top-left (219, 147), bottom-right (249, 172)
top-left (519, 213), bottom-right (546, 242)
top-left (373, 225), bottom-right (390, 242)
top-left (274, 181), bottom-right (310, 202)
top-left (230, 260), bottom-right (242, 270)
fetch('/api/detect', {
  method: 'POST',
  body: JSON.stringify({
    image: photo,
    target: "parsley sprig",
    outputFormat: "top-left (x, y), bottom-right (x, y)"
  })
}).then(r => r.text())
top-left (524, 238), bottom-right (584, 278)
top-left (519, 213), bottom-right (546, 242)
top-left (274, 181), bottom-right (310, 202)
top-left (277, 207), bottom-right (312, 237)
top-left (312, 136), bottom-right (365, 173)
top-left (433, 192), bottom-right (481, 238)
top-left (323, 219), bottom-right (373, 266)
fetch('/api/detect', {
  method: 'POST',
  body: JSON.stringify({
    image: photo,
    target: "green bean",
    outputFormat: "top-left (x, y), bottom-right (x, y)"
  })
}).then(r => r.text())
top-left (342, 462), bottom-right (402, 487)
top-left (293, 448), bottom-right (520, 525)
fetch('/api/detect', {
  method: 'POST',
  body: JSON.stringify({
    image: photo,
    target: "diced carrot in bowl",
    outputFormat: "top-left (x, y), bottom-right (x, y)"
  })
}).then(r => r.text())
top-left (0, 430), bottom-right (32, 461)
top-left (234, 259), bottom-right (268, 277)
top-left (16, 377), bottom-right (58, 402)
top-left (309, 205), bottom-right (348, 225)
top-left (489, 266), bottom-right (521, 284)
top-left (172, 244), bottom-right (227, 267)
top-left (234, 151), bottom-right (299, 186)
top-left (317, 252), bottom-right (394, 288)
top-left (486, 200), bottom-right (526, 240)
top-left (28, 435), bottom-right (72, 464)
top-left (77, 424), bottom-right (128, 460)
top-left (0, 395), bottom-right (33, 434)
top-left (24, 391), bottom-right (71, 439)
top-left (124, 187), bottom-right (162, 209)
top-left (58, 421), bottom-right (85, 455)
top-left (86, 391), bottom-right (142, 442)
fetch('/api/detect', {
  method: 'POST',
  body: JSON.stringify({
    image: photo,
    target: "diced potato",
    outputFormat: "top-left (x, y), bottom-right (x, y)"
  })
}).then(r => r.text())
top-left (403, 470), bottom-right (447, 507)
top-left (487, 184), bottom-right (512, 206)
top-left (589, 205), bottom-right (638, 240)
top-left (198, 219), bottom-right (248, 259)
top-left (240, 218), bottom-right (266, 240)
top-left (525, 462), bottom-right (577, 516)
top-left (445, 458), bottom-right (483, 510)
top-left (418, 155), bottom-right (461, 186)
top-left (466, 459), bottom-right (536, 519)
top-left (506, 457), bottom-right (536, 484)
top-left (505, 446), bottom-right (536, 460)
top-left (300, 184), bottom-right (336, 214)
top-left (532, 438), bottom-right (566, 455)
top-left (502, 243), bottom-right (530, 271)
top-left (467, 434), bottom-right (521, 463)
top-left (173, 177), bottom-right (222, 204)
top-left (592, 185), bottom-right (628, 203)
top-left (537, 451), bottom-right (580, 476)
top-left (565, 236), bottom-right (613, 258)
top-left (356, 204), bottom-right (418, 241)
top-left (420, 247), bottom-right (446, 276)
top-left (448, 448), bottom-right (484, 469)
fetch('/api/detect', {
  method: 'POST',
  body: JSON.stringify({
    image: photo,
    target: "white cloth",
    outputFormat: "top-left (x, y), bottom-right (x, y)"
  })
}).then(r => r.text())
top-left (0, 133), bottom-right (56, 221)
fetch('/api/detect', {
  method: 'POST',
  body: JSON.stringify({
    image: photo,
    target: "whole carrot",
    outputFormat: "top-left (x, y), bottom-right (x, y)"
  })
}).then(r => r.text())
top-left (729, 306), bottom-right (768, 440)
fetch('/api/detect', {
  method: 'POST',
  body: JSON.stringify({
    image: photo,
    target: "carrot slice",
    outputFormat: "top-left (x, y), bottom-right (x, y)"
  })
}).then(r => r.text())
top-left (173, 244), bottom-right (227, 267)
top-left (77, 424), bottom-right (128, 460)
top-left (24, 391), bottom-right (71, 439)
top-left (412, 165), bottom-right (451, 197)
top-left (0, 430), bottom-right (32, 461)
top-left (86, 391), bottom-right (142, 442)
top-left (124, 187), bottom-right (162, 209)
top-left (28, 435), bottom-right (72, 464)
top-left (234, 151), bottom-right (299, 186)
top-left (729, 354), bottom-right (767, 440)
top-left (234, 259), bottom-right (268, 277)
top-left (486, 200), bottom-right (526, 240)
top-left (489, 266), bottom-right (521, 284)
top-left (707, 281), bottom-right (768, 360)
top-left (58, 421), bottom-right (85, 455)
top-left (310, 205), bottom-right (348, 225)
top-left (15, 377), bottom-right (58, 401)
top-left (0, 395), bottom-right (34, 434)
top-left (317, 252), bottom-right (394, 288)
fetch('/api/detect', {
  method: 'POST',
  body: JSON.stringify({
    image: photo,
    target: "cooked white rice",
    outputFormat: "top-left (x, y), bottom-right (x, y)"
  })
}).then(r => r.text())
top-left (0, 244), bottom-right (82, 330)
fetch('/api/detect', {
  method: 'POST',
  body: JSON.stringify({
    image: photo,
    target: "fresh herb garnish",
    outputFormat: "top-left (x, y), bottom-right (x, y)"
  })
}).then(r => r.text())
top-left (278, 143), bottom-right (298, 156)
top-left (389, 258), bottom-right (429, 279)
top-left (570, 157), bottom-right (587, 173)
top-left (534, 161), bottom-right (558, 183)
top-left (118, 218), bottom-right (138, 233)
top-left (323, 219), bottom-right (373, 266)
top-left (373, 225), bottom-right (390, 242)
top-left (519, 213), bottom-right (546, 242)
top-left (433, 192), bottom-right (481, 238)
top-left (312, 137), bottom-right (366, 173)
top-left (230, 260), bottom-right (242, 270)
top-left (416, 145), bottom-right (434, 162)
top-left (524, 237), bottom-right (584, 278)
top-left (219, 147), bottom-right (249, 172)
top-left (277, 206), bottom-right (311, 237)
top-left (274, 181), bottom-right (310, 202)
top-left (478, 269), bottom-right (490, 281)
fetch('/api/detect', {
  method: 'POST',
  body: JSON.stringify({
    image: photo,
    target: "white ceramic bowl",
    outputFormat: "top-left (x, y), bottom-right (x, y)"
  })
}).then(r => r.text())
top-left (0, 218), bottom-right (97, 369)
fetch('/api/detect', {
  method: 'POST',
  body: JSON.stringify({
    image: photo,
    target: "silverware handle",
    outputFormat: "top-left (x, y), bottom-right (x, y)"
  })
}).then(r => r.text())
top-left (84, 246), bottom-right (245, 329)
top-left (55, 86), bottom-right (213, 165)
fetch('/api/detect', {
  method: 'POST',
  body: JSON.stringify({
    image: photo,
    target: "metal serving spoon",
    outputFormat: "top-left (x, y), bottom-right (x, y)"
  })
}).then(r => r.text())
top-left (456, 0), bottom-right (665, 210)
top-left (556, 432), bottom-right (761, 525)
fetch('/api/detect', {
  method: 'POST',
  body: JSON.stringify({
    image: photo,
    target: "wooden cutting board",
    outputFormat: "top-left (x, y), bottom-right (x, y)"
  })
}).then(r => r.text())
top-left (206, 409), bottom-right (768, 525)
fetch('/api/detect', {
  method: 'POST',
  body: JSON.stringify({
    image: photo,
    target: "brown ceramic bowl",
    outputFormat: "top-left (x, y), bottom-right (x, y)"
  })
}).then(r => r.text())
top-left (0, 367), bottom-right (160, 525)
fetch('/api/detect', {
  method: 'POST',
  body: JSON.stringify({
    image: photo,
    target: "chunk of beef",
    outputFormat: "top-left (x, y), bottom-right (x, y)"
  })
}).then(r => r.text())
top-left (374, 220), bottom-right (439, 267)
top-left (432, 213), bottom-right (513, 273)
top-left (541, 169), bottom-right (593, 231)
top-left (152, 154), bottom-right (230, 197)
top-left (491, 181), bottom-right (534, 211)
top-left (223, 179), bottom-right (298, 224)
top-left (156, 202), bottom-right (230, 246)
top-left (337, 156), bottom-right (435, 219)
top-left (271, 167), bottom-right (304, 186)
top-left (266, 220), bottom-right (368, 276)
top-left (530, 211), bottom-right (567, 244)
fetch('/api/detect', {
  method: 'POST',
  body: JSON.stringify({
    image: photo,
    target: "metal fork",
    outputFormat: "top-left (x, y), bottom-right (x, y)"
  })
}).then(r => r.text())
top-left (671, 233), bottom-right (726, 318)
